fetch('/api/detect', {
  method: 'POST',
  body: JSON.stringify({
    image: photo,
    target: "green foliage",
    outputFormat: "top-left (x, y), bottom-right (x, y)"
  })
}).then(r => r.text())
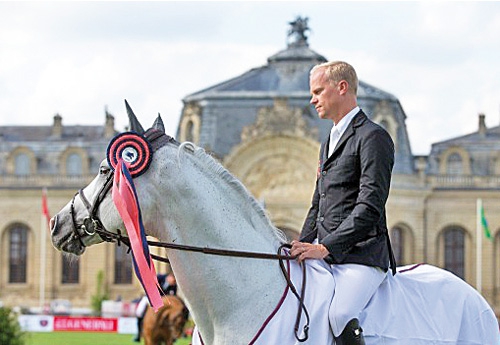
top-left (0, 307), bottom-right (26, 345)
top-left (90, 270), bottom-right (109, 315)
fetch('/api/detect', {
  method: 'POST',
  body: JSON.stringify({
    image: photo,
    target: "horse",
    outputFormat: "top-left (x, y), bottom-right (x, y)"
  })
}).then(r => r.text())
top-left (50, 102), bottom-right (500, 345)
top-left (142, 295), bottom-right (189, 345)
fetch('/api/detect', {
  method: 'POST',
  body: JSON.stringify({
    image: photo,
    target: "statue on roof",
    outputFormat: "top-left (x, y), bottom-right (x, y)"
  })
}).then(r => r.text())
top-left (287, 16), bottom-right (310, 47)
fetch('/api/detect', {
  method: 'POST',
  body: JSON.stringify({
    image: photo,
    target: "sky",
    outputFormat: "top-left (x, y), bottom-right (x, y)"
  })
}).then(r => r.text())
top-left (0, 1), bottom-right (499, 155)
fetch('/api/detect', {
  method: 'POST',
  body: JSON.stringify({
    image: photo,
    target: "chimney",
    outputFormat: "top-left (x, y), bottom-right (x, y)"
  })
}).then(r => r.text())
top-left (105, 108), bottom-right (115, 138)
top-left (478, 113), bottom-right (487, 136)
top-left (52, 114), bottom-right (62, 138)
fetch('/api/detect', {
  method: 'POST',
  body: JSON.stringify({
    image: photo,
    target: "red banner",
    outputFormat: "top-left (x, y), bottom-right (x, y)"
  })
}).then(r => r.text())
top-left (53, 316), bottom-right (118, 332)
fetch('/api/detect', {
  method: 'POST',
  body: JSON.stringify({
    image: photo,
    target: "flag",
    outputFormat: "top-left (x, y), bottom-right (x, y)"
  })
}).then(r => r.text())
top-left (42, 188), bottom-right (50, 226)
top-left (480, 203), bottom-right (492, 241)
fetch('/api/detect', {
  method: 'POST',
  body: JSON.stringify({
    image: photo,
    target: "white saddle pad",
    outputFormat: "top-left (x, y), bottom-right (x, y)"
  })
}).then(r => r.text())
top-left (192, 261), bottom-right (500, 345)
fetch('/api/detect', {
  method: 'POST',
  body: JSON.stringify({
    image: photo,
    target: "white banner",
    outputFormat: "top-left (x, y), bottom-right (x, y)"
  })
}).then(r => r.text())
top-left (18, 315), bottom-right (54, 332)
top-left (18, 315), bottom-right (137, 334)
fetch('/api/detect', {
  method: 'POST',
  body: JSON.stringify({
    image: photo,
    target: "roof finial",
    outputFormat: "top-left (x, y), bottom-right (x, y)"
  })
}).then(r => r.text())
top-left (287, 16), bottom-right (310, 47)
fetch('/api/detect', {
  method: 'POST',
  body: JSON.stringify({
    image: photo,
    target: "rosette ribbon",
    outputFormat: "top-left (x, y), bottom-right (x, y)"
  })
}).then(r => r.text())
top-left (112, 158), bottom-right (163, 312)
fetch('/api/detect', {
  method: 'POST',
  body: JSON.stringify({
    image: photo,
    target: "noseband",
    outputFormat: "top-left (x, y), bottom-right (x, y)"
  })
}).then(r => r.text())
top-left (70, 172), bottom-right (119, 245)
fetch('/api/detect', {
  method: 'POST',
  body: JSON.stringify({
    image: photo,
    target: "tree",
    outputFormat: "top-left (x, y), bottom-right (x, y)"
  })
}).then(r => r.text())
top-left (0, 307), bottom-right (25, 345)
top-left (91, 270), bottom-right (109, 316)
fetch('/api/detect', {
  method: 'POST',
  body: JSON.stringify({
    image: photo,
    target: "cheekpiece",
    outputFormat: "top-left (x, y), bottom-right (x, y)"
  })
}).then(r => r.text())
top-left (107, 132), bottom-right (153, 177)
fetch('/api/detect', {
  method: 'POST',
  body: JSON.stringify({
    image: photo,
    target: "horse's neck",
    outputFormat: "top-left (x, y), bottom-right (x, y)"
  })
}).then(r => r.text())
top-left (150, 150), bottom-right (286, 344)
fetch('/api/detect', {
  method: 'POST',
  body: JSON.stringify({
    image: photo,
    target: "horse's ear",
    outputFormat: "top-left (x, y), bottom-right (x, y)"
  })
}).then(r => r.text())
top-left (153, 113), bottom-right (165, 132)
top-left (125, 99), bottom-right (145, 134)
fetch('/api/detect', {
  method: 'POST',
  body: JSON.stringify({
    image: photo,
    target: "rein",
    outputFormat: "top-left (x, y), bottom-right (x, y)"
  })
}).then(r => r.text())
top-left (132, 237), bottom-right (311, 342)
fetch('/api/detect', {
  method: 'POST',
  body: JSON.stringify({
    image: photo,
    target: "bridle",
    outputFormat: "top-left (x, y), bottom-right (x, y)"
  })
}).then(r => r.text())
top-left (67, 129), bottom-right (311, 342)
top-left (70, 172), bottom-right (116, 246)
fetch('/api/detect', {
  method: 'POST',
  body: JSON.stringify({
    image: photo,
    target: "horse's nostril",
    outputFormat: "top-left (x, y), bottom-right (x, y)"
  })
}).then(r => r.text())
top-left (50, 216), bottom-right (57, 232)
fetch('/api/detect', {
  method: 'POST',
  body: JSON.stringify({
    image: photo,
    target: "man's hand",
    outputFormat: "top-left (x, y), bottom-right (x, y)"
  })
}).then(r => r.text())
top-left (290, 240), bottom-right (329, 263)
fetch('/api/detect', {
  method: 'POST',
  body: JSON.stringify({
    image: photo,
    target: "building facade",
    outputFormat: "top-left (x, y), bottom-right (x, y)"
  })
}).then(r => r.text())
top-left (0, 17), bottom-right (499, 316)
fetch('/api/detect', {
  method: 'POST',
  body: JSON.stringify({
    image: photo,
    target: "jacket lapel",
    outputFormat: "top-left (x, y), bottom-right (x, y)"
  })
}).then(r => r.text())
top-left (329, 110), bottom-right (367, 158)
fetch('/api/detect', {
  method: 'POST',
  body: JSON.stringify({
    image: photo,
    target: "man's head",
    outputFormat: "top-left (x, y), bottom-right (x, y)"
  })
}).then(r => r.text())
top-left (311, 61), bottom-right (358, 95)
top-left (309, 61), bottom-right (358, 123)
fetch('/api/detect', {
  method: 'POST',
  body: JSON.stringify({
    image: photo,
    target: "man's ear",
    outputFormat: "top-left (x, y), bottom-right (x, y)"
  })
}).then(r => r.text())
top-left (338, 80), bottom-right (349, 95)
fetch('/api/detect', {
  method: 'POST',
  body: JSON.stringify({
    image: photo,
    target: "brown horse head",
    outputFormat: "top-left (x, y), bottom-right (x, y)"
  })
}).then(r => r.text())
top-left (142, 295), bottom-right (189, 345)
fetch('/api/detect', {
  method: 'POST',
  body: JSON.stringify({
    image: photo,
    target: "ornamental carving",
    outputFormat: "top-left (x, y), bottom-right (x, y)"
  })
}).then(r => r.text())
top-left (240, 98), bottom-right (317, 142)
top-left (244, 153), bottom-right (313, 200)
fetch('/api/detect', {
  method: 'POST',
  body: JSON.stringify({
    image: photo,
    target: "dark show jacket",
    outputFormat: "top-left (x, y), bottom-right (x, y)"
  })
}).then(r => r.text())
top-left (300, 110), bottom-right (396, 274)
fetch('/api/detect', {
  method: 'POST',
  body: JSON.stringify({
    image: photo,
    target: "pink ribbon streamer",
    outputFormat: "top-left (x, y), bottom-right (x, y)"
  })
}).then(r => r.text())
top-left (112, 159), bottom-right (163, 312)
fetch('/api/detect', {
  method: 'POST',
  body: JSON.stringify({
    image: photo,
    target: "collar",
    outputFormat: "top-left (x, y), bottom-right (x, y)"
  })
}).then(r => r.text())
top-left (332, 106), bottom-right (360, 138)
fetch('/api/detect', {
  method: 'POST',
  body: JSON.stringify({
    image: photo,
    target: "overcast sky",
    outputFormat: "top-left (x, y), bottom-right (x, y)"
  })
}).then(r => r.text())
top-left (0, 1), bottom-right (499, 154)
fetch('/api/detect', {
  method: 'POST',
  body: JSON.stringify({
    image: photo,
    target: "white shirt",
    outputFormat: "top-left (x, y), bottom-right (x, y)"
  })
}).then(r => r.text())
top-left (328, 106), bottom-right (360, 157)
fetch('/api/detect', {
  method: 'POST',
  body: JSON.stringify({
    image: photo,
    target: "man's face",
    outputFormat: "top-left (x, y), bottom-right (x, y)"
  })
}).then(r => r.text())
top-left (309, 68), bottom-right (340, 121)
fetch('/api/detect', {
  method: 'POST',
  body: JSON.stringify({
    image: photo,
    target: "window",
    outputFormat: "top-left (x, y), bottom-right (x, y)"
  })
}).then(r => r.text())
top-left (14, 153), bottom-right (30, 176)
top-left (444, 228), bottom-right (465, 279)
top-left (447, 153), bottom-right (463, 175)
top-left (61, 254), bottom-right (79, 284)
top-left (9, 225), bottom-right (28, 283)
top-left (114, 245), bottom-right (132, 284)
top-left (185, 120), bottom-right (194, 143)
top-left (391, 227), bottom-right (404, 265)
top-left (66, 153), bottom-right (82, 176)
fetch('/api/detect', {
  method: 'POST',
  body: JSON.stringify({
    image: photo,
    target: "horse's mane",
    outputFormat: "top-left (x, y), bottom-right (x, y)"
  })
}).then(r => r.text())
top-left (177, 142), bottom-right (287, 244)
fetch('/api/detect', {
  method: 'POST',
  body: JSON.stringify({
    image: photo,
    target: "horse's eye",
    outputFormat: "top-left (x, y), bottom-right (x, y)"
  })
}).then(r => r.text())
top-left (99, 166), bottom-right (110, 175)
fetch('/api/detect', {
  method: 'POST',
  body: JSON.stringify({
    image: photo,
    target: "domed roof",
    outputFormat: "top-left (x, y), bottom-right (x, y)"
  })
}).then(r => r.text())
top-left (179, 17), bottom-right (414, 175)
top-left (184, 17), bottom-right (397, 102)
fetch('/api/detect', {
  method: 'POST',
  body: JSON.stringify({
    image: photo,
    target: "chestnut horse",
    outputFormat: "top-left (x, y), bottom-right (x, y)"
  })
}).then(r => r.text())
top-left (143, 295), bottom-right (189, 345)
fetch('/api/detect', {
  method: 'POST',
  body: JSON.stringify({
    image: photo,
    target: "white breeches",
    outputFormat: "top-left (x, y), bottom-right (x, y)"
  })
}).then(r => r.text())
top-left (328, 263), bottom-right (387, 337)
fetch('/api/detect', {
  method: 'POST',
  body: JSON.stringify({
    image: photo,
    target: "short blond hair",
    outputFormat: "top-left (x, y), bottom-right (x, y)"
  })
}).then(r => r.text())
top-left (310, 61), bottom-right (358, 95)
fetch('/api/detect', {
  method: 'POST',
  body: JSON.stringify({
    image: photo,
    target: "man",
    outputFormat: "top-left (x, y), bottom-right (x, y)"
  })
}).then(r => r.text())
top-left (291, 61), bottom-right (396, 345)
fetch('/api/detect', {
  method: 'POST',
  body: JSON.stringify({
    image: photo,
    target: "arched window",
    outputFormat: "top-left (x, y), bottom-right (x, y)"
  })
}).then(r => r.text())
top-left (66, 153), bottom-right (82, 176)
top-left (62, 254), bottom-right (79, 284)
top-left (447, 153), bottom-right (463, 175)
top-left (444, 228), bottom-right (465, 279)
top-left (391, 226), bottom-right (404, 265)
top-left (114, 245), bottom-right (132, 284)
top-left (185, 120), bottom-right (194, 143)
top-left (14, 153), bottom-right (31, 176)
top-left (9, 225), bottom-right (28, 283)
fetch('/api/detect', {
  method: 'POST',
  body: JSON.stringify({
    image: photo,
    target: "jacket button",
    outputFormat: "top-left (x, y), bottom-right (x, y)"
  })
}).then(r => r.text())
top-left (319, 216), bottom-right (324, 222)
top-left (321, 193), bottom-right (326, 198)
top-left (322, 170), bottom-right (327, 176)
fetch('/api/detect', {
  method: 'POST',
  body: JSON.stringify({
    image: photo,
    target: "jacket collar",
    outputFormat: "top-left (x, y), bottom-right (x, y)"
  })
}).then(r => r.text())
top-left (323, 110), bottom-right (366, 162)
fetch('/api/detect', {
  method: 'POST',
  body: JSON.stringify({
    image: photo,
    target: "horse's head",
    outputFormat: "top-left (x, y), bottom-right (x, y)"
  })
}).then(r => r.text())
top-left (50, 100), bottom-right (179, 256)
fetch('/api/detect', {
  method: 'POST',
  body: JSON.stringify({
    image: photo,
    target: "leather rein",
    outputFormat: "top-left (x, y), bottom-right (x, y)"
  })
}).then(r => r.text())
top-left (68, 135), bottom-right (310, 342)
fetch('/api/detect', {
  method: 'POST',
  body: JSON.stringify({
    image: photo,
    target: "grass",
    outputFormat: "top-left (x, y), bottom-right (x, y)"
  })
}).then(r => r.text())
top-left (25, 332), bottom-right (192, 345)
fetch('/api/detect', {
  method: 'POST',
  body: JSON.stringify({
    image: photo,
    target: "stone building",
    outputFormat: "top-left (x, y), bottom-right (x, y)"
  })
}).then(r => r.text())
top-left (0, 17), bottom-right (499, 316)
